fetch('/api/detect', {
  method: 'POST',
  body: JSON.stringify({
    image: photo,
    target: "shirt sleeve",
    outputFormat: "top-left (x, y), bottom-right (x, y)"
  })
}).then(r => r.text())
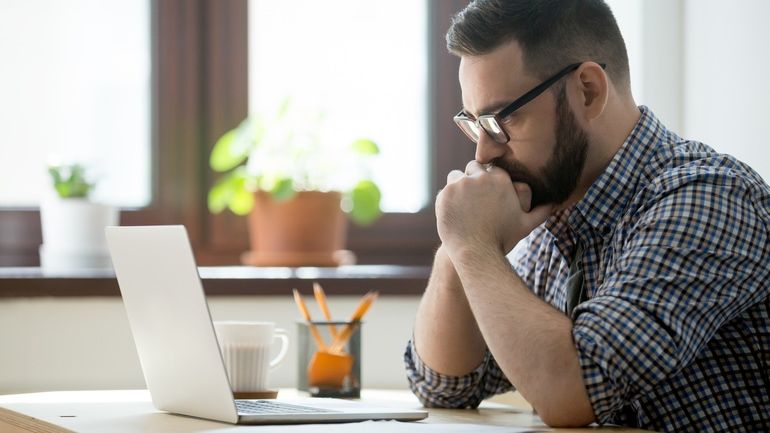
top-left (403, 337), bottom-right (513, 408)
top-left (571, 173), bottom-right (769, 423)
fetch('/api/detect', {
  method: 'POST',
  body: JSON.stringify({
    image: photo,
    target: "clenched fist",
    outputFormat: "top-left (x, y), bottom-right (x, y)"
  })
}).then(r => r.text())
top-left (436, 161), bottom-right (555, 260)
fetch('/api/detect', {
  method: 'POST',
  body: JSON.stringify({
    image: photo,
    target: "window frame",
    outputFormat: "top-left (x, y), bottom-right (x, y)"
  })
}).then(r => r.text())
top-left (0, 0), bottom-right (472, 267)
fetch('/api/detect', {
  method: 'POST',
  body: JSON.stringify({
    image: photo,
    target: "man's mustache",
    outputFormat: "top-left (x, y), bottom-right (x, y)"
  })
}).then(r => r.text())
top-left (490, 157), bottom-right (537, 184)
top-left (490, 157), bottom-right (550, 208)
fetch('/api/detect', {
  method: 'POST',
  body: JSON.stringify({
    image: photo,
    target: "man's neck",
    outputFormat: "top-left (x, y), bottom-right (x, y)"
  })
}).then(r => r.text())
top-left (560, 100), bottom-right (642, 211)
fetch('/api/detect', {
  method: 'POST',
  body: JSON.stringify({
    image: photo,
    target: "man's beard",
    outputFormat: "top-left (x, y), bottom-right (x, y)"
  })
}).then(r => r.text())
top-left (491, 87), bottom-right (589, 209)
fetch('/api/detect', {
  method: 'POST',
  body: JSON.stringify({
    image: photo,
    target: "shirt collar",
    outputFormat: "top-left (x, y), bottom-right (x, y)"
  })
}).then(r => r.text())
top-left (569, 105), bottom-right (666, 236)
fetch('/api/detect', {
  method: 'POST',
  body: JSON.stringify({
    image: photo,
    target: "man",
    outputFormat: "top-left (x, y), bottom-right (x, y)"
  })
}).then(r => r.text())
top-left (404, 1), bottom-right (770, 432)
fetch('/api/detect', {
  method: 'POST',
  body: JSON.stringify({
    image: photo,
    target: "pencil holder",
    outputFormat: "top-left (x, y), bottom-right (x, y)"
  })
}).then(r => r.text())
top-left (296, 320), bottom-right (361, 398)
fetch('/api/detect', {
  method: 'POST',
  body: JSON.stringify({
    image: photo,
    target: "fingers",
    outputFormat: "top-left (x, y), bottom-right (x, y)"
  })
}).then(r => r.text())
top-left (513, 182), bottom-right (532, 212)
top-left (455, 163), bottom-right (535, 213)
top-left (448, 160), bottom-right (488, 185)
top-left (446, 170), bottom-right (464, 185)
top-left (464, 160), bottom-right (487, 175)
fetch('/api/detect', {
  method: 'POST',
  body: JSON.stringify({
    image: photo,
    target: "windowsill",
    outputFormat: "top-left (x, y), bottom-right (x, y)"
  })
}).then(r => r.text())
top-left (0, 265), bottom-right (430, 298)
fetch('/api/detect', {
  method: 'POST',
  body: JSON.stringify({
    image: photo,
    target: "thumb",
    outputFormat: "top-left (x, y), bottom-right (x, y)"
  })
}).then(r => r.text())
top-left (513, 182), bottom-right (532, 212)
top-left (522, 203), bottom-right (557, 229)
top-left (446, 169), bottom-right (464, 185)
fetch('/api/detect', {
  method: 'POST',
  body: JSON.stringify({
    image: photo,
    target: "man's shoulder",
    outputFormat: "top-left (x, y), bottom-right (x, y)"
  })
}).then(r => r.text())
top-left (635, 138), bottom-right (769, 210)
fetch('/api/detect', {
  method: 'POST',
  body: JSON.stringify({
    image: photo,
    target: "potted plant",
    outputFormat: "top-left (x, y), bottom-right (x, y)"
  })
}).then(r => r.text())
top-left (207, 102), bottom-right (382, 267)
top-left (39, 164), bottom-right (118, 272)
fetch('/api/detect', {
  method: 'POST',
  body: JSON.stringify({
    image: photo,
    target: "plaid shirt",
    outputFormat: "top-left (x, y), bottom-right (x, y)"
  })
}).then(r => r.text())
top-left (405, 107), bottom-right (770, 432)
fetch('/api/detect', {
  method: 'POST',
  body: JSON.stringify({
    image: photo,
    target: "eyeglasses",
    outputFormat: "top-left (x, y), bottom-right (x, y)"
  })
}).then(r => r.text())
top-left (453, 62), bottom-right (606, 144)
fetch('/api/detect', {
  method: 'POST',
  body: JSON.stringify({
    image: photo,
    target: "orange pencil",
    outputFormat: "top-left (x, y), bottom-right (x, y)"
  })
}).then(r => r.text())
top-left (313, 282), bottom-right (339, 340)
top-left (292, 289), bottom-right (327, 351)
top-left (329, 291), bottom-right (378, 353)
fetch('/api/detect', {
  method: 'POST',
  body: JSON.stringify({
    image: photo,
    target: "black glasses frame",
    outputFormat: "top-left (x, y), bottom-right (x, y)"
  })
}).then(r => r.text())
top-left (453, 62), bottom-right (607, 144)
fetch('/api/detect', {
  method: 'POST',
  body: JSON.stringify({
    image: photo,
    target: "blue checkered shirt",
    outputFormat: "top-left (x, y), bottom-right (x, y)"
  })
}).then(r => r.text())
top-left (405, 107), bottom-right (770, 432)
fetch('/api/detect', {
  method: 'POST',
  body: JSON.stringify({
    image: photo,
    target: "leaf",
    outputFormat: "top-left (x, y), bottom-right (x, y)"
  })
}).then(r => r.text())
top-left (48, 164), bottom-right (93, 198)
top-left (54, 183), bottom-right (70, 198)
top-left (260, 173), bottom-right (296, 201)
top-left (207, 168), bottom-right (254, 215)
top-left (48, 167), bottom-right (63, 184)
top-left (207, 177), bottom-right (233, 214)
top-left (210, 128), bottom-right (248, 172)
top-left (350, 138), bottom-right (380, 156)
top-left (270, 178), bottom-right (296, 201)
top-left (228, 186), bottom-right (254, 215)
top-left (69, 180), bottom-right (91, 198)
top-left (349, 180), bottom-right (382, 225)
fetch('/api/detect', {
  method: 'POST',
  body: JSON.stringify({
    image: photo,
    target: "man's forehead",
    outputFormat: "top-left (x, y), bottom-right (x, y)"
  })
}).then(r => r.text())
top-left (460, 39), bottom-right (525, 70)
top-left (458, 41), bottom-right (531, 117)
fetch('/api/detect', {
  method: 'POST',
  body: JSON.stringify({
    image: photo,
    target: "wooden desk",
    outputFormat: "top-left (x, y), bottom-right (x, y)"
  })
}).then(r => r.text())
top-left (0, 389), bottom-right (652, 433)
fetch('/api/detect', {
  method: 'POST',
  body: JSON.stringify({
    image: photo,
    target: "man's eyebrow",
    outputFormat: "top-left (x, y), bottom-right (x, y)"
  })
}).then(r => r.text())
top-left (461, 100), bottom-right (512, 118)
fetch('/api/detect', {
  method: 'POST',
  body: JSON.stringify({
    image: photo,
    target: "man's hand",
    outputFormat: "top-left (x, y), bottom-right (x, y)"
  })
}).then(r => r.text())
top-left (436, 161), bottom-right (555, 259)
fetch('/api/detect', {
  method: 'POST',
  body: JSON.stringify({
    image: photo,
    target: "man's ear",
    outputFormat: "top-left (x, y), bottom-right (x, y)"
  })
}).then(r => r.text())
top-left (573, 62), bottom-right (608, 121)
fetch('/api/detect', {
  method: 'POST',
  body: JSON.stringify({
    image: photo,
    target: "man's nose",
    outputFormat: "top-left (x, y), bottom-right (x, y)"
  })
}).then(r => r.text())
top-left (474, 132), bottom-right (507, 164)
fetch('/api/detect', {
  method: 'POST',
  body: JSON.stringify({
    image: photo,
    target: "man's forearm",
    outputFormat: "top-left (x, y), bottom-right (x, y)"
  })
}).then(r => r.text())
top-left (451, 245), bottom-right (595, 427)
top-left (413, 246), bottom-right (487, 376)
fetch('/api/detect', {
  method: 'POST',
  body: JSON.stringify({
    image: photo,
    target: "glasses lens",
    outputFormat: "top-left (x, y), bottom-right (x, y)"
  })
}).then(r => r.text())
top-left (455, 118), bottom-right (481, 142)
top-left (478, 116), bottom-right (508, 144)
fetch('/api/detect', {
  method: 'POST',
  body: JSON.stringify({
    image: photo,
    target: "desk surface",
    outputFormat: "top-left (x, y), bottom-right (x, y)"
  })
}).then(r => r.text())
top-left (0, 389), bottom-right (652, 433)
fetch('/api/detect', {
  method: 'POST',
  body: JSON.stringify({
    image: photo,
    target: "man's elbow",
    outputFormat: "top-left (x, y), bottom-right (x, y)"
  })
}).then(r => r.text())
top-left (408, 383), bottom-right (484, 410)
top-left (536, 401), bottom-right (595, 428)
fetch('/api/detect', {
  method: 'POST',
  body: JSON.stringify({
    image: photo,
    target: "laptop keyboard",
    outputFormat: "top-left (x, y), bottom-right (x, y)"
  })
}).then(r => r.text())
top-left (235, 400), bottom-right (337, 415)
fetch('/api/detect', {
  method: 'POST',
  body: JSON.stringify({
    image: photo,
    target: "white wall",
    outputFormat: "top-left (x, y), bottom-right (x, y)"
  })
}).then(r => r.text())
top-left (606, 1), bottom-right (770, 184)
top-left (614, 0), bottom-right (770, 181)
top-left (640, 0), bottom-right (684, 133)
top-left (0, 296), bottom-right (420, 395)
top-left (605, 0), bottom-right (684, 132)
top-left (683, 0), bottom-right (770, 182)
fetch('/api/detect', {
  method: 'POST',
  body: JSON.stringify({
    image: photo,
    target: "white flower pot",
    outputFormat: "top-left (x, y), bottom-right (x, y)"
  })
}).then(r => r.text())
top-left (39, 197), bottom-right (119, 272)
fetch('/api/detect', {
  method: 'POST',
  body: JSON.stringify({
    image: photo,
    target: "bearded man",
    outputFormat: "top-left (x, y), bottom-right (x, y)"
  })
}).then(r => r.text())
top-left (404, 1), bottom-right (770, 432)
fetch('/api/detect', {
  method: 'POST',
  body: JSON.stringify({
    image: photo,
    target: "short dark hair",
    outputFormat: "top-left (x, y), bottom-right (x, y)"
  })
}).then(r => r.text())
top-left (447, 0), bottom-right (630, 91)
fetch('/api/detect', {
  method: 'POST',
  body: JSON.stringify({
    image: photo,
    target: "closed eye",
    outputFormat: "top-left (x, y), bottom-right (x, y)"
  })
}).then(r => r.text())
top-left (499, 111), bottom-right (518, 124)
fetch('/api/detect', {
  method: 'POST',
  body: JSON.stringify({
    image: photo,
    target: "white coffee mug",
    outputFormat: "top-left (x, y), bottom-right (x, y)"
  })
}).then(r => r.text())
top-left (213, 321), bottom-right (289, 392)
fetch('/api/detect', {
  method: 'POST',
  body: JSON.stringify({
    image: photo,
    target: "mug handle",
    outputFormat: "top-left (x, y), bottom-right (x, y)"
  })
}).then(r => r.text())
top-left (270, 328), bottom-right (289, 368)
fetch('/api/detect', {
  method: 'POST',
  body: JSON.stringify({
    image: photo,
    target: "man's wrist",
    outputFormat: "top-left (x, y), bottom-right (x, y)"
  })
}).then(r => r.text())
top-left (450, 241), bottom-right (506, 271)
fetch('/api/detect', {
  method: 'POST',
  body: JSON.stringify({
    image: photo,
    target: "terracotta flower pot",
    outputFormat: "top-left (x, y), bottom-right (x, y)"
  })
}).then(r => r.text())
top-left (241, 191), bottom-right (354, 267)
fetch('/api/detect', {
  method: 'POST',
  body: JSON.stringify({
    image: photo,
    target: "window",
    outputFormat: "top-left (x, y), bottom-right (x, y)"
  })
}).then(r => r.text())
top-left (204, 1), bottom-right (470, 265)
top-left (249, 0), bottom-right (429, 212)
top-left (0, 0), bottom-right (151, 207)
top-left (0, 0), bottom-right (470, 266)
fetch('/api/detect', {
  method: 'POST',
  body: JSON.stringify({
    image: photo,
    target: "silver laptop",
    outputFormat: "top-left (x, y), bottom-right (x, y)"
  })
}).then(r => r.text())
top-left (105, 225), bottom-right (427, 425)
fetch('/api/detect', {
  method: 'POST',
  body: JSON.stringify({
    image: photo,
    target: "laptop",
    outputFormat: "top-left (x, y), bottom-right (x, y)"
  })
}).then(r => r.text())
top-left (105, 225), bottom-right (427, 425)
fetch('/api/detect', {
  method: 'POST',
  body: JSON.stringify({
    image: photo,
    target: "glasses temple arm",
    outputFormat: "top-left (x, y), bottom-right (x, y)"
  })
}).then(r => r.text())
top-left (498, 62), bottom-right (606, 119)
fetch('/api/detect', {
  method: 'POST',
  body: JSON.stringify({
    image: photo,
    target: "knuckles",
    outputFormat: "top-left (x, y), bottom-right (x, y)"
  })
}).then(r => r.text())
top-left (465, 160), bottom-right (481, 174)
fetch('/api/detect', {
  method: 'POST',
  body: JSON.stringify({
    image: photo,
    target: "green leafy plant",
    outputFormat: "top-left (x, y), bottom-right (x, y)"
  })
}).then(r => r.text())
top-left (207, 101), bottom-right (382, 225)
top-left (48, 164), bottom-right (94, 199)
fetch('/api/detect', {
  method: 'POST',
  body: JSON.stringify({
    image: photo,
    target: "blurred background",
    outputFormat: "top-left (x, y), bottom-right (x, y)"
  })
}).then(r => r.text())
top-left (0, 0), bottom-right (768, 394)
top-left (1, 0), bottom-right (768, 266)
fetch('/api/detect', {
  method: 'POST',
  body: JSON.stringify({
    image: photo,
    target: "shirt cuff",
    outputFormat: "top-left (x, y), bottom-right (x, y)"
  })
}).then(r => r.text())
top-left (404, 338), bottom-right (493, 408)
